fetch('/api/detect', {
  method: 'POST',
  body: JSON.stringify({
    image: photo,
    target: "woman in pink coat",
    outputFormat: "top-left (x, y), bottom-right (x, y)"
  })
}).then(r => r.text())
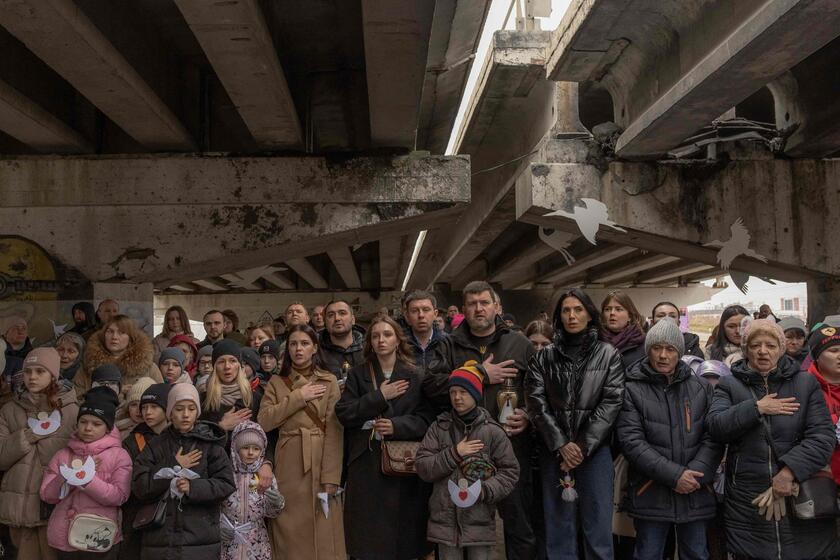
top-left (40, 387), bottom-right (132, 558)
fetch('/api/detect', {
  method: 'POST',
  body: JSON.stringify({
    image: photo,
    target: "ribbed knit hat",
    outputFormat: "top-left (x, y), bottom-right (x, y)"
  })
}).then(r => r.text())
top-left (212, 339), bottom-right (242, 365)
top-left (449, 360), bottom-right (484, 403)
top-left (92, 363), bottom-right (122, 384)
top-left (23, 348), bottom-right (60, 380)
top-left (645, 318), bottom-right (685, 356)
top-left (810, 324), bottom-right (840, 362)
top-left (197, 345), bottom-right (214, 360)
top-left (232, 421), bottom-right (266, 452)
top-left (241, 347), bottom-right (260, 373)
top-left (166, 383), bottom-right (201, 419)
top-left (158, 347), bottom-right (186, 369)
top-left (78, 386), bottom-right (120, 430)
top-left (140, 383), bottom-right (171, 411)
top-left (126, 377), bottom-right (156, 404)
top-left (779, 317), bottom-right (807, 336)
top-left (258, 339), bottom-right (280, 359)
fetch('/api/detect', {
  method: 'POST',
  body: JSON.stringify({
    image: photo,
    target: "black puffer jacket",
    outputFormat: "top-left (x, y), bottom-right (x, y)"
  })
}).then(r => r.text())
top-left (683, 332), bottom-right (704, 359)
top-left (617, 360), bottom-right (722, 523)
top-left (525, 328), bottom-right (625, 456)
top-left (708, 356), bottom-right (839, 560)
top-left (423, 316), bottom-right (535, 417)
top-left (318, 327), bottom-right (365, 380)
top-left (132, 422), bottom-right (235, 560)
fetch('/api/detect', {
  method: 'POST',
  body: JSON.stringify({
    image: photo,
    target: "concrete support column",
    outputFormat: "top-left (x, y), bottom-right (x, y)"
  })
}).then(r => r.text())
top-left (94, 282), bottom-right (154, 336)
top-left (552, 81), bottom-right (589, 136)
top-left (807, 277), bottom-right (840, 323)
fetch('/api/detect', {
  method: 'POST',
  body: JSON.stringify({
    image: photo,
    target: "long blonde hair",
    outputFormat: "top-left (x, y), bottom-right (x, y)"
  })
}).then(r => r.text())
top-left (203, 360), bottom-right (252, 411)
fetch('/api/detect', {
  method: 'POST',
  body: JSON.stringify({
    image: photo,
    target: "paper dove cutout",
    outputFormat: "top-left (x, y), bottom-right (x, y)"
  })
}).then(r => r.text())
top-left (538, 227), bottom-right (576, 265)
top-left (543, 199), bottom-right (626, 245)
top-left (317, 492), bottom-right (331, 518)
top-left (705, 218), bottom-right (770, 294)
top-left (51, 319), bottom-right (67, 339)
top-left (61, 456), bottom-right (96, 487)
top-left (220, 514), bottom-right (253, 547)
top-left (28, 409), bottom-right (61, 436)
top-left (448, 478), bottom-right (481, 508)
top-left (498, 398), bottom-right (515, 426)
top-left (154, 465), bottom-right (201, 498)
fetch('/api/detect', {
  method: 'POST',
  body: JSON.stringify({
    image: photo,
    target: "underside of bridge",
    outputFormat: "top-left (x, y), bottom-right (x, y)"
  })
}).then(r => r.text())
top-left (3, 0), bottom-right (840, 336)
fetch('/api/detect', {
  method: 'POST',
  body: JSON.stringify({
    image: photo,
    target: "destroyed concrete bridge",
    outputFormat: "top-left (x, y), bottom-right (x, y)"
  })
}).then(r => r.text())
top-left (1, 0), bottom-right (839, 332)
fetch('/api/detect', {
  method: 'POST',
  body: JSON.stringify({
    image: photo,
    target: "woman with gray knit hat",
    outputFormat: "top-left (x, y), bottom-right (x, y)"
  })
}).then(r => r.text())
top-left (708, 319), bottom-right (839, 560)
top-left (617, 319), bottom-right (723, 560)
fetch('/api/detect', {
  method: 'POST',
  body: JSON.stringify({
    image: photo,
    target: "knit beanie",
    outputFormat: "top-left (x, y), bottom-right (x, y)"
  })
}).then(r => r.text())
top-left (158, 347), bottom-right (186, 369)
top-left (778, 317), bottom-right (807, 336)
top-left (126, 376), bottom-right (156, 404)
top-left (644, 318), bottom-right (685, 356)
top-left (140, 383), bottom-right (171, 412)
top-left (78, 386), bottom-right (120, 430)
top-left (92, 363), bottom-right (122, 385)
top-left (166, 383), bottom-right (201, 419)
top-left (241, 347), bottom-right (260, 373)
top-left (197, 345), bottom-right (214, 360)
top-left (232, 421), bottom-right (266, 452)
top-left (212, 339), bottom-right (242, 365)
top-left (810, 323), bottom-right (840, 362)
top-left (741, 318), bottom-right (786, 351)
top-left (259, 339), bottom-right (280, 359)
top-left (22, 348), bottom-right (60, 380)
top-left (448, 360), bottom-right (484, 403)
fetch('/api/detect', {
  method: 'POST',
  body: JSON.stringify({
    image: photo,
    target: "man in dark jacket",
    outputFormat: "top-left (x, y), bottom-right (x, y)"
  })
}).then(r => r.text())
top-left (69, 301), bottom-right (98, 338)
top-left (425, 281), bottom-right (537, 560)
top-left (402, 290), bottom-right (448, 372)
top-left (617, 319), bottom-right (722, 560)
top-left (651, 302), bottom-right (704, 358)
top-left (525, 288), bottom-right (625, 560)
top-left (318, 299), bottom-right (365, 381)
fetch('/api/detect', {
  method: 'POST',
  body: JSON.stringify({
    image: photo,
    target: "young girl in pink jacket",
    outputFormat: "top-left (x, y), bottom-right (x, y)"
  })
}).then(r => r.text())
top-left (41, 386), bottom-right (132, 558)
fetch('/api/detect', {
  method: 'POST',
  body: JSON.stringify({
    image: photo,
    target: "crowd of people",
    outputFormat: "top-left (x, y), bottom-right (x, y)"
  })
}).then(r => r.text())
top-left (0, 283), bottom-right (839, 560)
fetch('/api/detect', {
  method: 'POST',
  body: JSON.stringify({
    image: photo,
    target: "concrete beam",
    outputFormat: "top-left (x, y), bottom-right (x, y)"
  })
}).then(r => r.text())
top-left (0, 78), bottom-right (91, 153)
top-left (262, 271), bottom-right (295, 290)
top-left (515, 155), bottom-right (840, 281)
top-left (635, 262), bottom-right (717, 285)
top-left (546, 0), bottom-right (840, 159)
top-left (591, 254), bottom-right (682, 285)
top-left (327, 247), bottom-right (362, 290)
top-left (408, 31), bottom-right (554, 289)
top-left (544, 246), bottom-right (637, 286)
top-left (174, 0), bottom-right (302, 149)
top-left (416, 0), bottom-right (492, 154)
top-left (286, 258), bottom-right (328, 290)
top-left (488, 229), bottom-right (556, 285)
top-left (362, 0), bottom-right (435, 148)
top-left (379, 236), bottom-right (405, 290)
top-left (0, 154), bottom-right (470, 207)
top-left (0, 0), bottom-right (194, 150)
top-left (192, 279), bottom-right (228, 292)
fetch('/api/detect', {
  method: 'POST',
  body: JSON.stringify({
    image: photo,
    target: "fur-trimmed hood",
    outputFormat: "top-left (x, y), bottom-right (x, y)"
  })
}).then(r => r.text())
top-left (75, 333), bottom-right (162, 398)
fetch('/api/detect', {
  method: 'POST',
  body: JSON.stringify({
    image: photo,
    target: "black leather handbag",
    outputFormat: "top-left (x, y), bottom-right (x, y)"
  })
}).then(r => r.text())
top-left (132, 499), bottom-right (167, 531)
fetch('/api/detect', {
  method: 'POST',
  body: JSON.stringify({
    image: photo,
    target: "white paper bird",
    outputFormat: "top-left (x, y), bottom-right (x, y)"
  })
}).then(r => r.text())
top-left (705, 218), bottom-right (769, 294)
top-left (448, 478), bottom-right (481, 508)
top-left (60, 456), bottom-right (96, 487)
top-left (543, 199), bottom-right (626, 245)
top-left (51, 320), bottom-right (67, 339)
top-left (28, 409), bottom-right (61, 436)
top-left (538, 227), bottom-right (576, 265)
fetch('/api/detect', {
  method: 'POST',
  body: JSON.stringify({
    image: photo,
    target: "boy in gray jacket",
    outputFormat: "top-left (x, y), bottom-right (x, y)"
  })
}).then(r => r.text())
top-left (416, 362), bottom-right (519, 560)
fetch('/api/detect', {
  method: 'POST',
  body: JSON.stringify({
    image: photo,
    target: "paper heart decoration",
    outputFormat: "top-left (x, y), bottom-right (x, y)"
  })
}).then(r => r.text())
top-left (448, 478), bottom-right (481, 508)
top-left (60, 456), bottom-right (96, 487)
top-left (28, 410), bottom-right (61, 436)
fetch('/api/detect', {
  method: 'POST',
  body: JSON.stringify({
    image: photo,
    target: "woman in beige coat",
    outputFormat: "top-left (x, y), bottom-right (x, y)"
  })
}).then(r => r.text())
top-left (0, 348), bottom-right (78, 560)
top-left (257, 324), bottom-right (345, 560)
top-left (75, 315), bottom-right (162, 401)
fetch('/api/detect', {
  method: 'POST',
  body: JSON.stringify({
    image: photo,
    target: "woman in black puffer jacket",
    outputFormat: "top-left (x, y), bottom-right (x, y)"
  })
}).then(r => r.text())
top-left (708, 319), bottom-right (838, 560)
top-left (526, 289), bottom-right (625, 560)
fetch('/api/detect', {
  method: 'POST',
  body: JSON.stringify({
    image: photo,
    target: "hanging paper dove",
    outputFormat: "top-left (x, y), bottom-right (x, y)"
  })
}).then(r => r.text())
top-left (28, 409), bottom-right (61, 436)
top-left (543, 199), bottom-right (626, 246)
top-left (537, 227), bottom-right (576, 265)
top-left (705, 218), bottom-right (769, 294)
top-left (448, 478), bottom-right (481, 508)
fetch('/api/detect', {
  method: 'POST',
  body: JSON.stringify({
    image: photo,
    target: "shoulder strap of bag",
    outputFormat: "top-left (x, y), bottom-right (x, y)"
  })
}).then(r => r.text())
top-left (135, 432), bottom-right (146, 453)
top-left (747, 385), bottom-right (782, 463)
top-left (281, 374), bottom-right (327, 433)
top-left (368, 363), bottom-right (378, 391)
